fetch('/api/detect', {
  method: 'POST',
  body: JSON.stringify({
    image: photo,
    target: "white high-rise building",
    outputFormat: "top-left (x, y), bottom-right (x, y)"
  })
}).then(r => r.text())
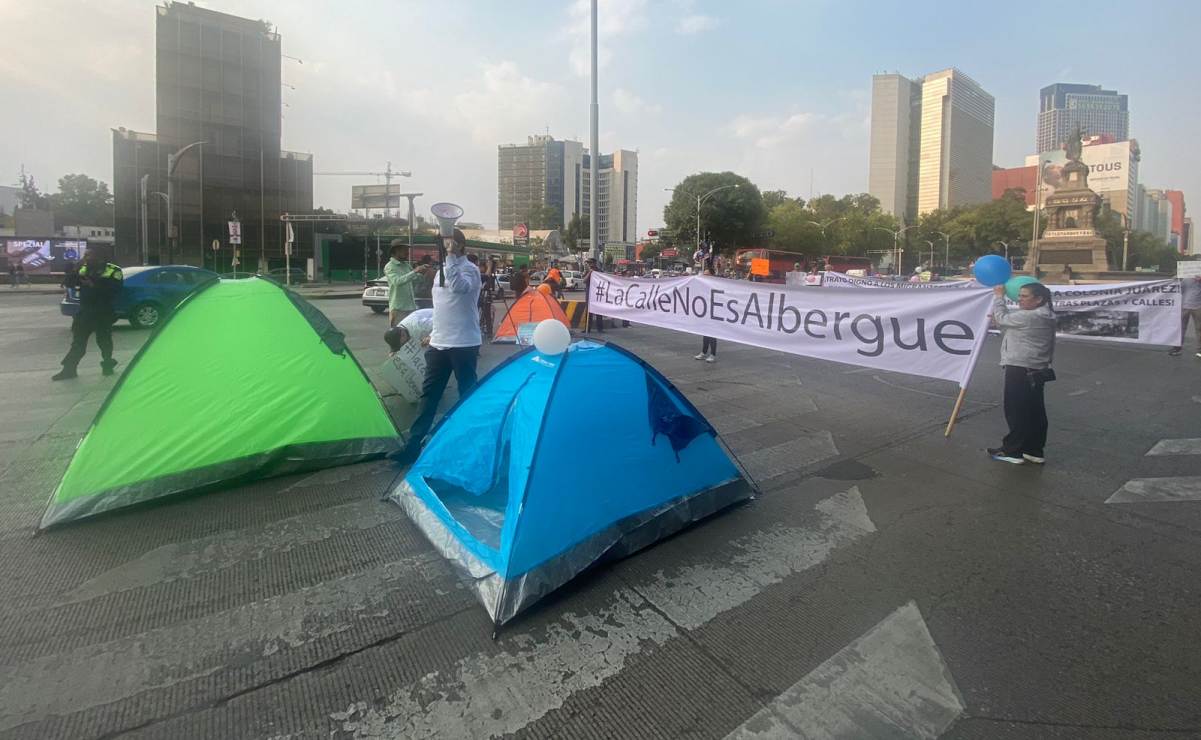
top-left (498, 136), bottom-right (637, 256)
top-left (869, 68), bottom-right (995, 221)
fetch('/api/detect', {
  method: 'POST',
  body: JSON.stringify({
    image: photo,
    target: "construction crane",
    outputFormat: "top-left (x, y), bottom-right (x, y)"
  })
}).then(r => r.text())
top-left (312, 161), bottom-right (411, 217)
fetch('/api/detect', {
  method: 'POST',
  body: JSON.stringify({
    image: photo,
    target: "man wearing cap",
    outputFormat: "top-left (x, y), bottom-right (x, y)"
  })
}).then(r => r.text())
top-left (384, 240), bottom-right (430, 327)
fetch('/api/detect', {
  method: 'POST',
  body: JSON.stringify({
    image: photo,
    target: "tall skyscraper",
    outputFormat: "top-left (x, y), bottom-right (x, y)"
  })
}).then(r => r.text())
top-left (1037, 84), bottom-right (1128, 154)
top-left (113, 2), bottom-right (313, 268)
top-left (868, 68), bottom-right (995, 221)
top-left (497, 136), bottom-right (637, 255)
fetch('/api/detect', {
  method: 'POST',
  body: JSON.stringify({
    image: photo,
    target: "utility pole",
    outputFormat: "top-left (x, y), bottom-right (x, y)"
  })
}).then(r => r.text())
top-left (139, 174), bottom-right (150, 266)
top-left (400, 192), bottom-right (423, 248)
top-left (589, 0), bottom-right (599, 264)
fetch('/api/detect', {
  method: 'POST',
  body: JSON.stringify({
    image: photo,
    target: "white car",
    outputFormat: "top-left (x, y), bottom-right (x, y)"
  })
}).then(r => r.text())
top-left (362, 279), bottom-right (389, 314)
top-left (560, 270), bottom-right (582, 291)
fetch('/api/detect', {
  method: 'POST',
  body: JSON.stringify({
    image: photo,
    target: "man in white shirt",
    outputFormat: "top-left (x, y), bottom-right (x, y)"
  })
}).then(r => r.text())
top-left (395, 229), bottom-right (481, 464)
top-left (384, 308), bottom-right (434, 353)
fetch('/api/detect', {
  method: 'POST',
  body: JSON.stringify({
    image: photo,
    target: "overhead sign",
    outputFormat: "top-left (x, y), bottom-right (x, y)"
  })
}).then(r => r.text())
top-left (1026, 140), bottom-right (1136, 197)
top-left (587, 272), bottom-right (993, 387)
top-left (228, 220), bottom-right (242, 245)
top-left (351, 184), bottom-right (401, 211)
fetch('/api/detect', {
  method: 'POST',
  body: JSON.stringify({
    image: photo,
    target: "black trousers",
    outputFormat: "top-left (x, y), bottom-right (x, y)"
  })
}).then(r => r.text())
top-left (403, 346), bottom-right (479, 454)
top-left (62, 312), bottom-right (115, 370)
top-left (1001, 365), bottom-right (1048, 457)
top-left (587, 312), bottom-right (605, 333)
top-left (702, 337), bottom-right (717, 355)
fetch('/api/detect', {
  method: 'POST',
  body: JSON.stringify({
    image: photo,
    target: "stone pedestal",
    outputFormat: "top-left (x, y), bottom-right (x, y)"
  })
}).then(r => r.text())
top-left (1027, 229), bottom-right (1110, 273)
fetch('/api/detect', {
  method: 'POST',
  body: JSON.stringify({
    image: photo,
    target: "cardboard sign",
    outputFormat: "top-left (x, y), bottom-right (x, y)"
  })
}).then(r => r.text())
top-left (379, 341), bottom-right (426, 403)
top-left (750, 258), bottom-right (770, 276)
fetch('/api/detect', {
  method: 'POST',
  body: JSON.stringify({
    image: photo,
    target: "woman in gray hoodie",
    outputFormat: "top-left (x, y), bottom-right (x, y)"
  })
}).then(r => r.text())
top-left (989, 282), bottom-right (1056, 465)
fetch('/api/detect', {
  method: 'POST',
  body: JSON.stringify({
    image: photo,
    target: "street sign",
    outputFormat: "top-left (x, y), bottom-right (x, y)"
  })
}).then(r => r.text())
top-left (211, 239), bottom-right (220, 252)
top-left (228, 220), bottom-right (242, 245)
top-left (661, 248), bottom-right (679, 258)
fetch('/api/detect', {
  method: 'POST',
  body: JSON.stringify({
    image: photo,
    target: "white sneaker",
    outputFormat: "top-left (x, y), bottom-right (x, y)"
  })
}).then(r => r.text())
top-left (705, 355), bottom-right (716, 363)
top-left (694, 353), bottom-right (707, 360)
top-left (1022, 453), bottom-right (1045, 464)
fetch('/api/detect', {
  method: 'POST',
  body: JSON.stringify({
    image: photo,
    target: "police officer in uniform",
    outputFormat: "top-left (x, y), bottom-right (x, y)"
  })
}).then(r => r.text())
top-left (53, 248), bottom-right (123, 380)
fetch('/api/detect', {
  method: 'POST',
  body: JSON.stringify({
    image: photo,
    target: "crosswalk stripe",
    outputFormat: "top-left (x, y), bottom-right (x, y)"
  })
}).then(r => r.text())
top-left (725, 601), bottom-right (963, 739)
top-left (333, 487), bottom-right (877, 738)
top-left (1145, 438), bottom-right (1201, 456)
top-left (1106, 477), bottom-right (1201, 504)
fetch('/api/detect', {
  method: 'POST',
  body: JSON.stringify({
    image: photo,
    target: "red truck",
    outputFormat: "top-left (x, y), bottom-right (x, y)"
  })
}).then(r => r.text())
top-left (733, 249), bottom-right (872, 282)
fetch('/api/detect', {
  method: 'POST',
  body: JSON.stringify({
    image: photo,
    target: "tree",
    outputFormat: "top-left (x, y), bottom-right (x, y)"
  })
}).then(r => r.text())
top-left (663, 172), bottom-right (766, 253)
top-left (17, 167), bottom-right (48, 210)
top-left (563, 213), bottom-right (590, 252)
top-left (761, 190), bottom-right (803, 211)
top-left (766, 201), bottom-right (821, 255)
top-left (48, 174), bottom-right (114, 227)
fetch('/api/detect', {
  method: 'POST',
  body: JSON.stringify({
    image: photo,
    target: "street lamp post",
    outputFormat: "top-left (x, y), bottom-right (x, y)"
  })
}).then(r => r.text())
top-left (149, 191), bottom-right (169, 261)
top-left (873, 225), bottom-right (917, 275)
top-left (664, 183), bottom-right (740, 259)
top-left (923, 240), bottom-right (935, 269)
top-left (166, 140), bottom-right (206, 265)
top-left (805, 217), bottom-right (847, 251)
top-left (935, 231), bottom-right (951, 268)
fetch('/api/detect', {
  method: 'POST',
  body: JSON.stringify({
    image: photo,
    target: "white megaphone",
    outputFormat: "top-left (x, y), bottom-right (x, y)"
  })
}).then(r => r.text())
top-left (430, 202), bottom-right (464, 237)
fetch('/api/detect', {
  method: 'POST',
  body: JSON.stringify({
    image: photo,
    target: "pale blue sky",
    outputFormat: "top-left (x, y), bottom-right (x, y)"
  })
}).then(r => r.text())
top-left (3, 0), bottom-right (1198, 232)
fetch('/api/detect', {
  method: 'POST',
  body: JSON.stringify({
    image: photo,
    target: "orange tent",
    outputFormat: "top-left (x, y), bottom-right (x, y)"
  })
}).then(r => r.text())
top-left (493, 289), bottom-right (572, 343)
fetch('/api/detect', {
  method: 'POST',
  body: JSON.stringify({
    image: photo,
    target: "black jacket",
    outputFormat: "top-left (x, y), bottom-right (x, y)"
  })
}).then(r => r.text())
top-left (68, 262), bottom-right (124, 314)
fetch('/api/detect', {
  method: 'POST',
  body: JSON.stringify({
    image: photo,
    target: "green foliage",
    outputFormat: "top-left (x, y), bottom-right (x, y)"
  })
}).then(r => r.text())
top-left (49, 174), bottom-right (114, 228)
top-left (17, 168), bottom-right (49, 210)
top-left (663, 172), bottom-right (766, 252)
top-left (563, 213), bottom-right (589, 252)
top-left (764, 192), bottom-right (898, 259)
top-left (1095, 207), bottom-right (1175, 271)
top-left (761, 190), bottom-right (803, 211)
top-left (913, 190), bottom-right (1034, 265)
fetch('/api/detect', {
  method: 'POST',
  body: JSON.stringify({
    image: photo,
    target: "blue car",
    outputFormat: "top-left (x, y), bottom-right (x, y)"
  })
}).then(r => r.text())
top-left (60, 265), bottom-right (219, 329)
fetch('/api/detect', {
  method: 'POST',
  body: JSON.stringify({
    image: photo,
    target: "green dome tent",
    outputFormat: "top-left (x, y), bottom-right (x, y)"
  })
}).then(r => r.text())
top-left (40, 277), bottom-right (400, 529)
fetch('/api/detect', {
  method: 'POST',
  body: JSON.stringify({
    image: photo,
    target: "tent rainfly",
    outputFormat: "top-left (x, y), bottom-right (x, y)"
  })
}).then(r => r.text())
top-left (41, 277), bottom-right (399, 529)
top-left (390, 340), bottom-right (756, 627)
top-left (492, 289), bottom-right (572, 343)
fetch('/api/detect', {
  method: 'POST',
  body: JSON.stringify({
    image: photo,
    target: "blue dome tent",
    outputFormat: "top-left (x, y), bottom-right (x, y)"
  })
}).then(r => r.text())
top-left (389, 340), bottom-right (756, 627)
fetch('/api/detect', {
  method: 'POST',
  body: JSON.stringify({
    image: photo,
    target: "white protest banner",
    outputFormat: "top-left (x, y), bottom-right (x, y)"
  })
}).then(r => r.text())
top-left (1036, 279), bottom-right (1181, 346)
top-left (822, 271), bottom-right (981, 289)
top-left (1177, 262), bottom-right (1201, 279)
top-left (588, 273), bottom-right (994, 387)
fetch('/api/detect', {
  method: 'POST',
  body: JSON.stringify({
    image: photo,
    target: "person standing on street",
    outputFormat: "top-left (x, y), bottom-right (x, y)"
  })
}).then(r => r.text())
top-left (7, 262), bottom-right (16, 289)
top-left (547, 261), bottom-right (564, 299)
top-left (510, 265), bottom-right (530, 297)
top-left (394, 228), bottom-right (481, 465)
top-left (695, 267), bottom-right (717, 363)
top-left (16, 262), bottom-right (26, 287)
top-left (384, 240), bottom-right (429, 328)
top-left (1168, 275), bottom-right (1201, 357)
top-left (53, 248), bottom-right (123, 381)
top-left (584, 257), bottom-right (604, 334)
top-left (988, 283), bottom-right (1057, 465)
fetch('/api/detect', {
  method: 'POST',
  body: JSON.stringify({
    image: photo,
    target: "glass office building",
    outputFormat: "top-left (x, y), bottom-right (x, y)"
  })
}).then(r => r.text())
top-left (113, 2), bottom-right (312, 269)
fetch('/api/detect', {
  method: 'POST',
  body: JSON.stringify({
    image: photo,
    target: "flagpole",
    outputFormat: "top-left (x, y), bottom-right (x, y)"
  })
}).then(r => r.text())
top-left (944, 387), bottom-right (968, 437)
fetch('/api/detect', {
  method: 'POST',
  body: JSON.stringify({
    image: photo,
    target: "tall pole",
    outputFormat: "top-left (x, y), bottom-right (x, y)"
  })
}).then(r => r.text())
top-left (695, 195), bottom-right (701, 256)
top-left (588, 0), bottom-right (599, 264)
top-left (166, 152), bottom-right (175, 265)
top-left (1031, 160), bottom-right (1045, 271)
top-left (260, 147), bottom-right (266, 272)
top-left (139, 174), bottom-right (149, 266)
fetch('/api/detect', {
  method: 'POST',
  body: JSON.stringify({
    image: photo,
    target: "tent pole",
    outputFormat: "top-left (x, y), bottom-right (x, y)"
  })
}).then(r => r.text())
top-left (944, 387), bottom-right (968, 437)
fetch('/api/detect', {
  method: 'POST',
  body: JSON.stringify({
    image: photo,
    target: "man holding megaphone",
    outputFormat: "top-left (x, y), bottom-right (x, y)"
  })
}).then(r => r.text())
top-left (394, 207), bottom-right (482, 465)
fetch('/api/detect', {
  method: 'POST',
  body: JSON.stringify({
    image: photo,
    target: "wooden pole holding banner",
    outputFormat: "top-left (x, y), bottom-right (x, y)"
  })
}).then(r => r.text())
top-left (944, 387), bottom-right (968, 437)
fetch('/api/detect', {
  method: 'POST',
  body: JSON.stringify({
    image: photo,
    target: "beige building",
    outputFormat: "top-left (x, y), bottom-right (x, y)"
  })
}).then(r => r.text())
top-left (869, 68), bottom-right (995, 221)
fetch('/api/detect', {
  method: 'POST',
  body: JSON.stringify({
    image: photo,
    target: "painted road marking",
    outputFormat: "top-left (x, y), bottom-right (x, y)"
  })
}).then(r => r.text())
top-left (725, 601), bottom-right (963, 739)
top-left (1106, 477), bottom-right (1201, 504)
top-left (1145, 439), bottom-right (1201, 456)
top-left (57, 496), bottom-right (402, 605)
top-left (334, 487), bottom-right (877, 738)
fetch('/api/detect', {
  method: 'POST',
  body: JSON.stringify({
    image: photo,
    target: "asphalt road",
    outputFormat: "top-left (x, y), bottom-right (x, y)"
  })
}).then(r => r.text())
top-left (1, 287), bottom-right (1200, 739)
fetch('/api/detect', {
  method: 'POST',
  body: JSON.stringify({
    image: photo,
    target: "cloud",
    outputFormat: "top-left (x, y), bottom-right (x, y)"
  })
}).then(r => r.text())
top-left (728, 112), bottom-right (815, 149)
top-left (613, 88), bottom-right (662, 116)
top-left (563, 0), bottom-right (649, 76)
top-left (676, 14), bottom-right (718, 34)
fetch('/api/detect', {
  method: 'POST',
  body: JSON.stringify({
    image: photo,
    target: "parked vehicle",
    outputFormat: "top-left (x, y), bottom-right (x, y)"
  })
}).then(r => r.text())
top-left (60, 265), bottom-right (219, 329)
top-left (268, 267), bottom-right (308, 284)
top-left (560, 270), bottom-right (582, 291)
top-left (362, 278), bottom-right (388, 314)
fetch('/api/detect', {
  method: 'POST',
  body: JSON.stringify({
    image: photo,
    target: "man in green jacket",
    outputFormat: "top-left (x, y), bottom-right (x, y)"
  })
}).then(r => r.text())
top-left (385, 240), bottom-right (430, 327)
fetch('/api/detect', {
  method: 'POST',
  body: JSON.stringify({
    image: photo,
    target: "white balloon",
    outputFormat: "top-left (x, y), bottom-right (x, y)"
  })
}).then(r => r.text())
top-left (532, 319), bottom-right (571, 355)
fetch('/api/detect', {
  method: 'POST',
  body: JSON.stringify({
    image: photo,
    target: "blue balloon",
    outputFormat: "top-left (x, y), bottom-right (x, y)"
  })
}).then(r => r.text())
top-left (973, 255), bottom-right (1012, 286)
